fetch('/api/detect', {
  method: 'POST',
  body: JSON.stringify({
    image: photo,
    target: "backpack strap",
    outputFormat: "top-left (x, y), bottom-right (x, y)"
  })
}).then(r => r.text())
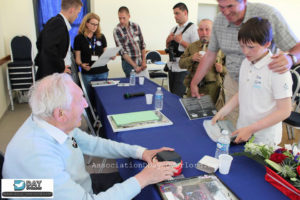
top-left (181, 22), bottom-right (193, 34)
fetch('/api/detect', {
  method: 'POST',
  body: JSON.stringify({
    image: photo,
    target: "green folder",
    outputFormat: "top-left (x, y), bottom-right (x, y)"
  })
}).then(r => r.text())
top-left (111, 110), bottom-right (159, 126)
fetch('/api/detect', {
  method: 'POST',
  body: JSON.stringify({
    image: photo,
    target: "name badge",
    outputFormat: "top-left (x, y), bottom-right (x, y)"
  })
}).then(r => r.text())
top-left (91, 55), bottom-right (98, 61)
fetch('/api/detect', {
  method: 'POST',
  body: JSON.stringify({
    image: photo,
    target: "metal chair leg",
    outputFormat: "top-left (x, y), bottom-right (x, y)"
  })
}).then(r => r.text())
top-left (286, 125), bottom-right (292, 140)
top-left (291, 127), bottom-right (295, 140)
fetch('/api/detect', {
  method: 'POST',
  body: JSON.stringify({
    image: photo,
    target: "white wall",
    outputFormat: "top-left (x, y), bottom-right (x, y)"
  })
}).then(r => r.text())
top-left (0, 3), bottom-right (10, 118)
top-left (0, 0), bottom-right (299, 117)
top-left (0, 0), bottom-right (36, 118)
top-left (94, 0), bottom-right (199, 51)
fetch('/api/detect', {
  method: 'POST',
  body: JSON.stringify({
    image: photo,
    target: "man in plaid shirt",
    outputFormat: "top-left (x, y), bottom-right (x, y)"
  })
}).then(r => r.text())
top-left (113, 6), bottom-right (147, 77)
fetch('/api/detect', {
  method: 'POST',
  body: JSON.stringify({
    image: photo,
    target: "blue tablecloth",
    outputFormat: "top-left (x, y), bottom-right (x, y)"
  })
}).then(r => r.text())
top-left (94, 78), bottom-right (287, 200)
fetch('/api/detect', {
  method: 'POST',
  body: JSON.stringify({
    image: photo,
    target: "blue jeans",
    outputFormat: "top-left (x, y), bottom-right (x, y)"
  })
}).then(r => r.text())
top-left (82, 72), bottom-right (108, 106)
top-left (121, 60), bottom-right (134, 78)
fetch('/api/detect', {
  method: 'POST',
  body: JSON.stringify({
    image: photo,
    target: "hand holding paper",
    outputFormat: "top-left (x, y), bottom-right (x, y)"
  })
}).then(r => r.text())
top-left (91, 47), bottom-right (121, 68)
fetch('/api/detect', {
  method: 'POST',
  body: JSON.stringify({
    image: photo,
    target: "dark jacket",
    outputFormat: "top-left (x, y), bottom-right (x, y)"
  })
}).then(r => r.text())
top-left (35, 14), bottom-right (69, 80)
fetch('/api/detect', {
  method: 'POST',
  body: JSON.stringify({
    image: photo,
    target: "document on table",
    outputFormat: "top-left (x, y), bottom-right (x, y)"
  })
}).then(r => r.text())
top-left (91, 46), bottom-right (121, 68)
top-left (107, 110), bottom-right (173, 132)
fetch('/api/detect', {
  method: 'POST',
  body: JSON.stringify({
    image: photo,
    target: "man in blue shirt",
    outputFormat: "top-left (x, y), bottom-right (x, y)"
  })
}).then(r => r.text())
top-left (2, 73), bottom-right (176, 199)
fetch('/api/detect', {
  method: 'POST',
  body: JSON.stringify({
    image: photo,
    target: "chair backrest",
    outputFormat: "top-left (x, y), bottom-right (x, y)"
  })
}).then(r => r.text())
top-left (291, 67), bottom-right (300, 100)
top-left (78, 72), bottom-right (98, 122)
top-left (10, 36), bottom-right (32, 62)
top-left (146, 51), bottom-right (162, 63)
top-left (82, 110), bottom-right (98, 137)
top-left (292, 65), bottom-right (300, 109)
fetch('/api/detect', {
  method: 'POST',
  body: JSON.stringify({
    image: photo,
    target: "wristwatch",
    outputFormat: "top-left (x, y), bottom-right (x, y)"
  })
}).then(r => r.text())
top-left (287, 53), bottom-right (297, 66)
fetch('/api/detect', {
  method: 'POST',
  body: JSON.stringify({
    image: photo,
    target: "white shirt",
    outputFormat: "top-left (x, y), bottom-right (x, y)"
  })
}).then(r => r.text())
top-left (168, 21), bottom-right (199, 72)
top-left (237, 51), bottom-right (292, 145)
top-left (60, 13), bottom-right (72, 66)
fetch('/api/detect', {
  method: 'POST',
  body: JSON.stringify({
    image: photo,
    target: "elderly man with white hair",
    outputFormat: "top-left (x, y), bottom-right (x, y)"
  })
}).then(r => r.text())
top-left (2, 73), bottom-right (176, 200)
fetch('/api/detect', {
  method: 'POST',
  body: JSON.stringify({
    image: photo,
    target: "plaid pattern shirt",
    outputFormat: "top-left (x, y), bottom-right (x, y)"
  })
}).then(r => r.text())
top-left (208, 2), bottom-right (298, 81)
top-left (113, 21), bottom-right (146, 65)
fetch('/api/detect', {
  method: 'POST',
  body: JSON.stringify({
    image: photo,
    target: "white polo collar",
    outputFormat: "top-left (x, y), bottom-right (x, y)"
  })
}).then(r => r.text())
top-left (59, 13), bottom-right (71, 31)
top-left (251, 50), bottom-right (272, 69)
top-left (33, 115), bottom-right (69, 144)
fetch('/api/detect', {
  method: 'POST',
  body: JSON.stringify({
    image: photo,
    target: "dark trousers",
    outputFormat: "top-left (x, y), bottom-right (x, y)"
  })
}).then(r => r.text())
top-left (168, 71), bottom-right (188, 97)
top-left (90, 172), bottom-right (123, 194)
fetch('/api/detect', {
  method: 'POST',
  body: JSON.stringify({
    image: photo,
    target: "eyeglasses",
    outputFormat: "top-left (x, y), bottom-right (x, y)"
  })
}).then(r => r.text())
top-left (89, 22), bottom-right (99, 27)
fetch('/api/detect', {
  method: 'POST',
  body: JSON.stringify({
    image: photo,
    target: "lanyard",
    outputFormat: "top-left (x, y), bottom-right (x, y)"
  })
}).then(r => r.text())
top-left (87, 36), bottom-right (96, 55)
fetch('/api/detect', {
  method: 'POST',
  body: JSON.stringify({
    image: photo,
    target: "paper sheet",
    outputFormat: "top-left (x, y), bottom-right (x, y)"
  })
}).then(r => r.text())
top-left (91, 47), bottom-right (121, 68)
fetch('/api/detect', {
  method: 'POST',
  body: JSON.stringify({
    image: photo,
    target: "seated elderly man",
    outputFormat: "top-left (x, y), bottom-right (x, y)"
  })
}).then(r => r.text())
top-left (2, 73), bottom-right (176, 199)
top-left (179, 19), bottom-right (226, 107)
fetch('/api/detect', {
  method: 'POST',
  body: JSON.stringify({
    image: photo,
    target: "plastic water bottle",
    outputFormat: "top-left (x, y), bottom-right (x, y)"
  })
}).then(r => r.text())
top-left (129, 69), bottom-right (136, 85)
top-left (215, 130), bottom-right (230, 159)
top-left (154, 87), bottom-right (163, 110)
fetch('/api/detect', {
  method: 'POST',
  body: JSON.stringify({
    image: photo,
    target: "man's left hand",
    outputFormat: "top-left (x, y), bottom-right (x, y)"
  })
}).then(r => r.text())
top-left (269, 52), bottom-right (292, 73)
top-left (142, 147), bottom-right (174, 164)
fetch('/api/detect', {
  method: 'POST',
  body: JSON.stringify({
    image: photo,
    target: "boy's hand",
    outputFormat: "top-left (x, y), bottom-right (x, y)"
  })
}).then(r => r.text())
top-left (232, 126), bottom-right (254, 143)
top-left (211, 111), bottom-right (225, 125)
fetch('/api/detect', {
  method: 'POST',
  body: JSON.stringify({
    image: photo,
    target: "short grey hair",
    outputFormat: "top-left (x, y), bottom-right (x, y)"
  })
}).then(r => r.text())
top-left (29, 73), bottom-right (73, 119)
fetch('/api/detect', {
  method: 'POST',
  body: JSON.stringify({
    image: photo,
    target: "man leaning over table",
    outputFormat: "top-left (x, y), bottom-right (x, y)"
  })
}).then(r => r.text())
top-left (2, 73), bottom-right (176, 200)
top-left (190, 0), bottom-right (300, 123)
top-left (113, 6), bottom-right (148, 78)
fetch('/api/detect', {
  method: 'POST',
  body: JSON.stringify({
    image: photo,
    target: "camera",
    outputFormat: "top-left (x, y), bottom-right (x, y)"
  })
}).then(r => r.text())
top-left (165, 40), bottom-right (178, 62)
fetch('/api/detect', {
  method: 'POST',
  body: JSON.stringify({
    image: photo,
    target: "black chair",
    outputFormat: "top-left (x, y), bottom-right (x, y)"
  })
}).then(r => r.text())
top-left (146, 51), bottom-right (168, 88)
top-left (284, 66), bottom-right (300, 140)
top-left (7, 35), bottom-right (35, 111)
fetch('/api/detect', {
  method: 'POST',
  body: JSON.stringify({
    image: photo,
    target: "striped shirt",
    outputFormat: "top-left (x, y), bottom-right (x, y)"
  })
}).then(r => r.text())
top-left (208, 2), bottom-right (299, 81)
top-left (113, 21), bottom-right (146, 65)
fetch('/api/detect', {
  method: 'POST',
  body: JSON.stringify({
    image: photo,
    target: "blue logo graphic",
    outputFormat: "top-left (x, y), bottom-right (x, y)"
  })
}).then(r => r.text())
top-left (14, 180), bottom-right (25, 191)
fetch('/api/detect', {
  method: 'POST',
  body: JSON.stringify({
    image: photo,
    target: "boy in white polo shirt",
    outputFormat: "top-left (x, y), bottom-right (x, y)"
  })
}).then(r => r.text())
top-left (212, 17), bottom-right (292, 145)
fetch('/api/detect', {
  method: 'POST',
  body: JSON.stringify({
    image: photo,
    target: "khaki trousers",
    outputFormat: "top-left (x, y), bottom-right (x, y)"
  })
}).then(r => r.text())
top-left (224, 74), bottom-right (239, 126)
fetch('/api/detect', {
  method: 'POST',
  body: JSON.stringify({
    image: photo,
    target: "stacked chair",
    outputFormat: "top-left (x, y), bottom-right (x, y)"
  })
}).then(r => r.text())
top-left (7, 36), bottom-right (35, 110)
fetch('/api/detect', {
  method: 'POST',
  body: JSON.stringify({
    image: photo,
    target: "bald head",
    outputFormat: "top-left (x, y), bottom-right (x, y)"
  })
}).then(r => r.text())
top-left (198, 19), bottom-right (213, 43)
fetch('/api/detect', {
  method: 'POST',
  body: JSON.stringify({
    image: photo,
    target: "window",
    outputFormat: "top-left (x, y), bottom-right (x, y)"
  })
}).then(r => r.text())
top-left (33, 0), bottom-right (90, 47)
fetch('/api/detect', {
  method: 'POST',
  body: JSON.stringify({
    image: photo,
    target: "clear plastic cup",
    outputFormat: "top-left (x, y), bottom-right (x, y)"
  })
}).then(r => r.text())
top-left (145, 94), bottom-right (153, 104)
top-left (218, 154), bottom-right (233, 175)
top-left (139, 76), bottom-right (145, 85)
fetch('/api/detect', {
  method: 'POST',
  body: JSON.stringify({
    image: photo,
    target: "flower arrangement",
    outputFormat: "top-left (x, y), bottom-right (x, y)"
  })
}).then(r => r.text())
top-left (234, 137), bottom-right (300, 190)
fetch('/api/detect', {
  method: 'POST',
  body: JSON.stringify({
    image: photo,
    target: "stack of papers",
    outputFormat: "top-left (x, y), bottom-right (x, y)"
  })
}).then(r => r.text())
top-left (107, 110), bottom-right (173, 132)
top-left (90, 80), bottom-right (120, 87)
